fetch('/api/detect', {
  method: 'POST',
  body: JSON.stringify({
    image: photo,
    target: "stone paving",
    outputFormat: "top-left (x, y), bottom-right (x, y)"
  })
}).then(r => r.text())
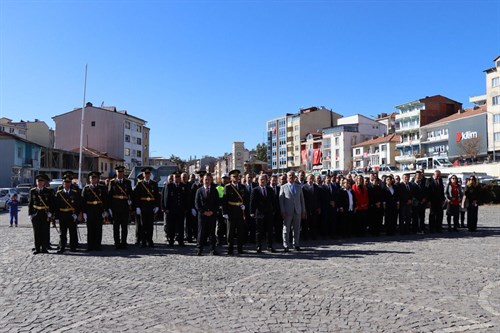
top-left (0, 205), bottom-right (499, 332)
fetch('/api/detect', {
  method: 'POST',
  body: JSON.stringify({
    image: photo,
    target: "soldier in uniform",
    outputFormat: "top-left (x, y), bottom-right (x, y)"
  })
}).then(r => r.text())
top-left (82, 171), bottom-right (109, 251)
top-left (108, 165), bottom-right (133, 249)
top-left (53, 175), bottom-right (81, 253)
top-left (162, 172), bottom-right (188, 246)
top-left (187, 170), bottom-right (205, 243)
top-left (28, 174), bottom-right (54, 254)
top-left (133, 167), bottom-right (160, 248)
top-left (222, 169), bottom-right (247, 255)
top-left (134, 173), bottom-right (144, 245)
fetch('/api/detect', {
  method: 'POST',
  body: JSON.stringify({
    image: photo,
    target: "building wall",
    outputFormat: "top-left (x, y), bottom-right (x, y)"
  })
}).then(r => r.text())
top-left (0, 139), bottom-right (15, 187)
top-left (25, 121), bottom-right (51, 147)
top-left (486, 58), bottom-right (500, 155)
top-left (448, 114), bottom-right (488, 158)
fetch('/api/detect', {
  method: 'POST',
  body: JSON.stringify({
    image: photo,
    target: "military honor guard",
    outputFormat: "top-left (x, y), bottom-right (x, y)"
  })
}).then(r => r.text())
top-left (161, 172), bottom-right (188, 246)
top-left (82, 171), bottom-right (109, 251)
top-left (249, 174), bottom-right (276, 253)
top-left (108, 165), bottom-right (133, 249)
top-left (133, 167), bottom-right (160, 248)
top-left (223, 169), bottom-right (247, 255)
top-left (194, 173), bottom-right (220, 255)
top-left (53, 175), bottom-right (81, 253)
top-left (28, 174), bottom-right (54, 254)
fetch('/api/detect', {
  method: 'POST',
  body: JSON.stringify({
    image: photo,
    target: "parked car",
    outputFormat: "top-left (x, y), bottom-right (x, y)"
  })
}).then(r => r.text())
top-left (49, 179), bottom-right (63, 191)
top-left (16, 183), bottom-right (32, 203)
top-left (378, 165), bottom-right (401, 173)
top-left (0, 193), bottom-right (8, 210)
top-left (0, 188), bottom-right (24, 204)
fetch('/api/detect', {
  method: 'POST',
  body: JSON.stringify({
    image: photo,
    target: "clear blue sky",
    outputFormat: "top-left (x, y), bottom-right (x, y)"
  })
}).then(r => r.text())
top-left (1, 0), bottom-right (499, 160)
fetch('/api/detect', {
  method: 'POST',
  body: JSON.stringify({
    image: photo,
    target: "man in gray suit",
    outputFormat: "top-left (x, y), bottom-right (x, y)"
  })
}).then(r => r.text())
top-left (279, 171), bottom-right (306, 252)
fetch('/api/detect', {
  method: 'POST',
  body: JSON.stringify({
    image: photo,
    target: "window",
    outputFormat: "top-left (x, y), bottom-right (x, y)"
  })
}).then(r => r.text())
top-left (9, 128), bottom-right (14, 133)
top-left (125, 121), bottom-right (131, 129)
top-left (355, 148), bottom-right (361, 155)
top-left (381, 144), bottom-right (386, 151)
top-left (494, 114), bottom-right (500, 123)
top-left (137, 126), bottom-right (142, 133)
top-left (335, 137), bottom-right (339, 146)
top-left (137, 138), bottom-right (142, 145)
top-left (124, 148), bottom-right (130, 156)
top-left (137, 151), bottom-right (142, 158)
top-left (492, 77), bottom-right (500, 87)
top-left (17, 147), bottom-right (22, 158)
top-left (493, 95), bottom-right (500, 106)
top-left (494, 132), bottom-right (500, 142)
top-left (125, 135), bottom-right (130, 142)
top-left (91, 121), bottom-right (96, 127)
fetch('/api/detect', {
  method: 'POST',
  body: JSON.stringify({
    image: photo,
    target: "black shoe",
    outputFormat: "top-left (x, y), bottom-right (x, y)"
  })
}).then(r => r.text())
top-left (211, 250), bottom-right (219, 256)
top-left (294, 246), bottom-right (301, 251)
top-left (70, 248), bottom-right (76, 252)
top-left (227, 249), bottom-right (234, 255)
top-left (283, 248), bottom-right (289, 253)
top-left (197, 250), bottom-right (203, 256)
top-left (57, 249), bottom-right (65, 254)
top-left (41, 249), bottom-right (49, 253)
top-left (237, 249), bottom-right (245, 254)
top-left (33, 250), bottom-right (40, 255)
top-left (121, 243), bottom-right (128, 249)
top-left (178, 243), bottom-right (186, 247)
top-left (256, 247), bottom-right (262, 253)
top-left (141, 243), bottom-right (147, 248)
top-left (269, 248), bottom-right (276, 253)
top-left (47, 245), bottom-right (54, 250)
top-left (148, 243), bottom-right (155, 248)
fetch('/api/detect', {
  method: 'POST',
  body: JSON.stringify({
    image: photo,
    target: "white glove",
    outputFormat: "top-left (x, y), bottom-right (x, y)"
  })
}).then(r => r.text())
top-left (136, 208), bottom-right (141, 215)
top-left (127, 200), bottom-right (132, 206)
top-left (102, 211), bottom-right (108, 219)
top-left (55, 219), bottom-right (60, 224)
top-left (191, 208), bottom-right (197, 216)
top-left (250, 214), bottom-right (255, 218)
top-left (108, 209), bottom-right (113, 218)
top-left (47, 212), bottom-right (52, 218)
top-left (29, 215), bottom-right (33, 221)
top-left (153, 207), bottom-right (159, 214)
top-left (72, 214), bottom-right (77, 221)
top-left (83, 213), bottom-right (88, 222)
top-left (223, 214), bottom-right (229, 219)
top-left (240, 204), bottom-right (245, 211)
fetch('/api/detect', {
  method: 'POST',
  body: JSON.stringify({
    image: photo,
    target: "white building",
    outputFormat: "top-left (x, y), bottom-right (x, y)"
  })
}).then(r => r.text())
top-left (352, 133), bottom-right (401, 170)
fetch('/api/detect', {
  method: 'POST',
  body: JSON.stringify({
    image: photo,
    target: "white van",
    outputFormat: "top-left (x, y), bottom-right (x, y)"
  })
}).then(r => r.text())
top-left (416, 157), bottom-right (452, 170)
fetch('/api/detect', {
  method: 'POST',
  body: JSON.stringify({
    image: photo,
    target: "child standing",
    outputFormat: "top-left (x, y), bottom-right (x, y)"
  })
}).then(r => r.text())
top-left (7, 194), bottom-right (19, 227)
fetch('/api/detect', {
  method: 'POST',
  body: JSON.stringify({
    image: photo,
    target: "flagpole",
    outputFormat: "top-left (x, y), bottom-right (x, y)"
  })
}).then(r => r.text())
top-left (78, 64), bottom-right (88, 188)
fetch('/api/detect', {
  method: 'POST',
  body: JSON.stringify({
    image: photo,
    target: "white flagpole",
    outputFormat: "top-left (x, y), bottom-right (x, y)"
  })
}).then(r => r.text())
top-left (78, 64), bottom-right (88, 188)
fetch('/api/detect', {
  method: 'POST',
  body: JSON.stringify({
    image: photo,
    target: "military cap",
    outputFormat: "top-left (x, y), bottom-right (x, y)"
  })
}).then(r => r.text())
top-left (141, 167), bottom-right (152, 173)
top-left (88, 171), bottom-right (101, 178)
top-left (35, 174), bottom-right (50, 182)
top-left (137, 174), bottom-right (144, 180)
top-left (415, 170), bottom-right (423, 174)
top-left (62, 170), bottom-right (75, 178)
top-left (228, 169), bottom-right (241, 177)
top-left (172, 171), bottom-right (181, 177)
top-left (115, 165), bottom-right (126, 171)
top-left (196, 170), bottom-right (207, 176)
top-left (221, 173), bottom-right (229, 179)
top-left (63, 175), bottom-right (73, 182)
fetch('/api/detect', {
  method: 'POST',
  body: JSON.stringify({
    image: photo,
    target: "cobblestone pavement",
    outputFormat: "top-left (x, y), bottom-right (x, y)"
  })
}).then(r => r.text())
top-left (0, 205), bottom-right (499, 333)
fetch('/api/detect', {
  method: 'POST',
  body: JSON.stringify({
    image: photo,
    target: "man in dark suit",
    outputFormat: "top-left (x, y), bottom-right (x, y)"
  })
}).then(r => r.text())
top-left (250, 174), bottom-right (276, 253)
top-left (411, 170), bottom-right (428, 233)
top-left (82, 171), bottom-right (109, 251)
top-left (29, 174), bottom-right (55, 254)
top-left (321, 174), bottom-right (339, 238)
top-left (427, 169), bottom-right (445, 233)
top-left (187, 171), bottom-right (205, 243)
top-left (335, 178), bottom-right (356, 238)
top-left (397, 173), bottom-right (413, 234)
top-left (244, 173), bottom-right (258, 244)
top-left (302, 174), bottom-right (322, 240)
top-left (162, 172), bottom-right (189, 246)
top-left (269, 174), bottom-right (282, 242)
top-left (54, 175), bottom-right (82, 253)
top-left (195, 173), bottom-right (220, 256)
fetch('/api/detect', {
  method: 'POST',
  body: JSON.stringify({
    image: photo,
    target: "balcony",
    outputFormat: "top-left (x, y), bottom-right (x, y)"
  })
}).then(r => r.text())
top-left (395, 139), bottom-right (420, 148)
top-left (420, 135), bottom-right (448, 144)
top-left (395, 109), bottom-right (420, 121)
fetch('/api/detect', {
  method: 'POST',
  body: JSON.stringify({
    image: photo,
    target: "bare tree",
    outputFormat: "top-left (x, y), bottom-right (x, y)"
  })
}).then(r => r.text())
top-left (457, 136), bottom-right (483, 159)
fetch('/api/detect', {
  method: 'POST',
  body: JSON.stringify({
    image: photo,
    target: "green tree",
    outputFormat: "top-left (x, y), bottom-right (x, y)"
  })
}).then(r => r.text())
top-left (255, 143), bottom-right (268, 162)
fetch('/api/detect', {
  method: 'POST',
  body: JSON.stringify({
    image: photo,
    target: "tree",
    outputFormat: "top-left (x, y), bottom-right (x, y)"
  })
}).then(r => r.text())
top-left (456, 136), bottom-right (483, 159)
top-left (255, 143), bottom-right (268, 162)
top-left (169, 154), bottom-right (186, 171)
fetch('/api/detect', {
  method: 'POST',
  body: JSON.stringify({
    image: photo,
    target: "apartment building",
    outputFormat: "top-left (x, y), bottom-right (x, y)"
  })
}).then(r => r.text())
top-left (53, 102), bottom-right (148, 171)
top-left (0, 118), bottom-right (51, 147)
top-left (352, 133), bottom-right (401, 170)
top-left (322, 115), bottom-right (386, 172)
top-left (470, 55), bottom-right (500, 160)
top-left (420, 105), bottom-right (487, 160)
top-left (394, 95), bottom-right (462, 169)
top-left (266, 106), bottom-right (342, 173)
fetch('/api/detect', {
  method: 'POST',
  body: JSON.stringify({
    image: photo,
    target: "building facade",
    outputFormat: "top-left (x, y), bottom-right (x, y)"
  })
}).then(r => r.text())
top-left (266, 106), bottom-right (342, 173)
top-left (52, 102), bottom-right (148, 171)
top-left (395, 95), bottom-right (462, 169)
top-left (352, 133), bottom-right (401, 170)
top-left (0, 118), bottom-right (51, 147)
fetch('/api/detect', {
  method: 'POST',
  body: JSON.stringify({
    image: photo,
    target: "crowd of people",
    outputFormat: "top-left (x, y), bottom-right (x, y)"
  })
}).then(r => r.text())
top-left (25, 166), bottom-right (482, 256)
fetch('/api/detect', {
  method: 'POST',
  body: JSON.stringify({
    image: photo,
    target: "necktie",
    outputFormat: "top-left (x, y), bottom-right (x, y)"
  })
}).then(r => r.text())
top-left (206, 187), bottom-right (210, 196)
top-left (262, 187), bottom-right (266, 197)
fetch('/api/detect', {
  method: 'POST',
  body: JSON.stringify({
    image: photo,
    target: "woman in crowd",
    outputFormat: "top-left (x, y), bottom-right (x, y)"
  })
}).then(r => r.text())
top-left (464, 176), bottom-right (480, 232)
top-left (445, 175), bottom-right (463, 232)
top-left (382, 175), bottom-right (399, 236)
